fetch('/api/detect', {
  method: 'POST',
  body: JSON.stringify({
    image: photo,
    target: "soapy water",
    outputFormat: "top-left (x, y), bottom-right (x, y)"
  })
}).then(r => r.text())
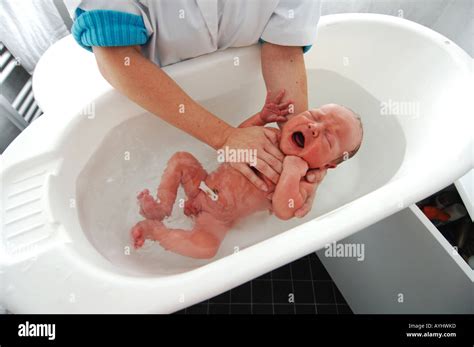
top-left (77, 114), bottom-right (279, 275)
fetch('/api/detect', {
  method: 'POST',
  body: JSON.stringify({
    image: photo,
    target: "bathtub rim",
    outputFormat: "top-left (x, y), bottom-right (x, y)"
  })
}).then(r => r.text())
top-left (318, 13), bottom-right (472, 71)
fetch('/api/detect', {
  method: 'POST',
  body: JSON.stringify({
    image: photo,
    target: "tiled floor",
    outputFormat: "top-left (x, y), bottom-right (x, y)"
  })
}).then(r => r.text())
top-left (176, 253), bottom-right (352, 314)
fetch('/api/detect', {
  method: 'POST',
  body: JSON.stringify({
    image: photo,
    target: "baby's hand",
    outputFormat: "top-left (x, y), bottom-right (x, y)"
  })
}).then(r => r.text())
top-left (283, 155), bottom-right (309, 177)
top-left (260, 89), bottom-right (294, 124)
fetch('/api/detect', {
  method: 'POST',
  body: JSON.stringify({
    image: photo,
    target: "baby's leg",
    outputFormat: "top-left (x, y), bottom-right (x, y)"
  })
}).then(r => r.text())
top-left (137, 152), bottom-right (207, 220)
top-left (131, 212), bottom-right (229, 259)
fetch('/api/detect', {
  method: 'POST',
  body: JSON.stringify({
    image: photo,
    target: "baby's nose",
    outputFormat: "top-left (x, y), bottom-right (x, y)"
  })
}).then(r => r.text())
top-left (307, 123), bottom-right (320, 137)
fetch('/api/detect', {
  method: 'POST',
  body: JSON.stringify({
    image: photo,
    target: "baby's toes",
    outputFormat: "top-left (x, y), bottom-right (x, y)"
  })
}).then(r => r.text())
top-left (137, 189), bottom-right (150, 200)
top-left (131, 224), bottom-right (145, 249)
top-left (137, 190), bottom-right (154, 207)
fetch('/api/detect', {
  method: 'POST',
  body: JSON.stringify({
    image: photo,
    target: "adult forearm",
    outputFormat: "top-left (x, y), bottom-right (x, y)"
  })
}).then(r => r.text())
top-left (261, 43), bottom-right (308, 116)
top-left (93, 46), bottom-right (232, 149)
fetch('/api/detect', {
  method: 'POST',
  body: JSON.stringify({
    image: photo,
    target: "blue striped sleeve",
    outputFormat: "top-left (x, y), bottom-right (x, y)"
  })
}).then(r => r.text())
top-left (258, 38), bottom-right (312, 54)
top-left (72, 8), bottom-right (149, 52)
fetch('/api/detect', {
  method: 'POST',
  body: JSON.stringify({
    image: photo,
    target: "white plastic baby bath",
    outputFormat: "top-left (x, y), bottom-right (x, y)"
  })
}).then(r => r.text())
top-left (1, 14), bottom-right (472, 313)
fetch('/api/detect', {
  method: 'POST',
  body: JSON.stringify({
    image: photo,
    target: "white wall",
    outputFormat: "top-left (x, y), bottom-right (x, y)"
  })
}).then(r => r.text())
top-left (321, 0), bottom-right (473, 57)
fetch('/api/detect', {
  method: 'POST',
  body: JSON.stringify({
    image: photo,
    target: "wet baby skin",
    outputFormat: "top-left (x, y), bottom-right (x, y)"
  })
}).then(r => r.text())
top-left (131, 95), bottom-right (362, 259)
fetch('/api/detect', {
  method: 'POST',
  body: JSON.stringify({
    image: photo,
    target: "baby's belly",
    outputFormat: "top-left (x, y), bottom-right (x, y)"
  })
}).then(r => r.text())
top-left (196, 164), bottom-right (272, 221)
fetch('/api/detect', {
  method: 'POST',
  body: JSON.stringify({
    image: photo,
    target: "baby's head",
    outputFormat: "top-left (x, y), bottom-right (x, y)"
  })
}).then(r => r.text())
top-left (279, 104), bottom-right (363, 169)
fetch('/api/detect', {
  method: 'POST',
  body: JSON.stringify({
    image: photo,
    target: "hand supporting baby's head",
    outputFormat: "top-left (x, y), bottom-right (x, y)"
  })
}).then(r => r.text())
top-left (279, 104), bottom-right (363, 170)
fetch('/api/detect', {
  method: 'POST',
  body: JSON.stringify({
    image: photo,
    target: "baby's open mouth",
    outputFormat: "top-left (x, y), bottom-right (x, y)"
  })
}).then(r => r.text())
top-left (292, 131), bottom-right (305, 148)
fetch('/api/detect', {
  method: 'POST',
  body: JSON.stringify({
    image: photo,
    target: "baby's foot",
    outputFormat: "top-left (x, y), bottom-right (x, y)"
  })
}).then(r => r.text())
top-left (137, 189), bottom-right (168, 220)
top-left (131, 219), bottom-right (165, 249)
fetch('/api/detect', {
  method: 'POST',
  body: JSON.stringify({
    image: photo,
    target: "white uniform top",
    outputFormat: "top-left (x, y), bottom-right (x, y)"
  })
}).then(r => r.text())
top-left (65, 0), bottom-right (321, 67)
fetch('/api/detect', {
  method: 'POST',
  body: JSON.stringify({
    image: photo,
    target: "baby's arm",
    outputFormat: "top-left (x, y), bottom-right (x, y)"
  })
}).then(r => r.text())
top-left (272, 156), bottom-right (310, 220)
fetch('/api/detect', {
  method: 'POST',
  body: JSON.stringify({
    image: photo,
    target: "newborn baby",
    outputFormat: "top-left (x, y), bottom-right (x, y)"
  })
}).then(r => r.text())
top-left (131, 91), bottom-right (363, 258)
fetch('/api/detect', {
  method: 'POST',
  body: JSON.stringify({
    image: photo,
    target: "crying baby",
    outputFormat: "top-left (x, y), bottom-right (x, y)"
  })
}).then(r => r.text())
top-left (130, 91), bottom-right (363, 259)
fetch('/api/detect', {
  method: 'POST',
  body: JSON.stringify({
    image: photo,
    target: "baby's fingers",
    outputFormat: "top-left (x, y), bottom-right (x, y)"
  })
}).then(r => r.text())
top-left (278, 101), bottom-right (293, 110)
top-left (279, 102), bottom-right (294, 116)
top-left (264, 114), bottom-right (279, 122)
top-left (294, 192), bottom-right (316, 218)
top-left (306, 168), bottom-right (327, 183)
top-left (274, 89), bottom-right (286, 104)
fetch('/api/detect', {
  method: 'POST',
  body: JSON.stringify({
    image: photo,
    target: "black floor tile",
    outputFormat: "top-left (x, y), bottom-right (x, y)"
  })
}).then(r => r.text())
top-left (274, 304), bottom-right (295, 314)
top-left (272, 280), bottom-right (293, 304)
top-left (230, 282), bottom-right (251, 303)
top-left (271, 264), bottom-right (292, 280)
top-left (295, 304), bottom-right (316, 314)
top-left (252, 304), bottom-right (273, 314)
top-left (316, 304), bottom-right (338, 314)
top-left (290, 257), bottom-right (312, 280)
top-left (230, 304), bottom-right (252, 314)
top-left (184, 253), bottom-right (352, 315)
top-left (208, 303), bottom-right (229, 314)
top-left (252, 280), bottom-right (272, 304)
top-left (293, 280), bottom-right (315, 304)
top-left (315, 282), bottom-right (336, 304)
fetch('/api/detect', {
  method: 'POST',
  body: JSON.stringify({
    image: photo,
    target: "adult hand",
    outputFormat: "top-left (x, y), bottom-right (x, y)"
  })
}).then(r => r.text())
top-left (222, 126), bottom-right (284, 191)
top-left (294, 168), bottom-right (327, 218)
